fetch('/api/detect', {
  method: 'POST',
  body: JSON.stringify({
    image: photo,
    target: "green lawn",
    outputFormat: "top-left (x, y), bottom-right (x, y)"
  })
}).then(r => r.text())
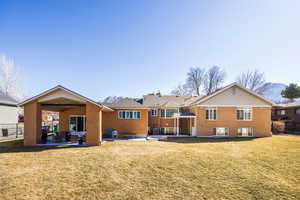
top-left (0, 135), bottom-right (299, 200)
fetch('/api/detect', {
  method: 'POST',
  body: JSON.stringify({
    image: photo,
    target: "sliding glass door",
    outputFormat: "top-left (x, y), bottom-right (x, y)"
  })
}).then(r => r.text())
top-left (69, 115), bottom-right (86, 132)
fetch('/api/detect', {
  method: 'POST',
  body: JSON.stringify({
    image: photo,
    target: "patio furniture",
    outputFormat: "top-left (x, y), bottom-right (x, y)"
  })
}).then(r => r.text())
top-left (69, 131), bottom-right (86, 143)
top-left (41, 129), bottom-right (48, 144)
top-left (54, 132), bottom-right (65, 143)
top-left (70, 135), bottom-right (79, 143)
top-left (112, 130), bottom-right (118, 138)
top-left (108, 128), bottom-right (113, 137)
top-left (65, 132), bottom-right (71, 142)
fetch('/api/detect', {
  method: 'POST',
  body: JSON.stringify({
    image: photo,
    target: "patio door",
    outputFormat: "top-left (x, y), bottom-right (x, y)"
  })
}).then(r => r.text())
top-left (69, 115), bottom-right (86, 132)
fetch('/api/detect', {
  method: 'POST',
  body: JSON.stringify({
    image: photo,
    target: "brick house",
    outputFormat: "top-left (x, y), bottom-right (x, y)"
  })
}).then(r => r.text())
top-left (19, 83), bottom-right (273, 146)
top-left (272, 102), bottom-right (300, 131)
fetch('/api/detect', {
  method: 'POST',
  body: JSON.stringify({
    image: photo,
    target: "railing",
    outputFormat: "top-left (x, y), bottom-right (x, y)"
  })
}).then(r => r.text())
top-left (0, 123), bottom-right (24, 140)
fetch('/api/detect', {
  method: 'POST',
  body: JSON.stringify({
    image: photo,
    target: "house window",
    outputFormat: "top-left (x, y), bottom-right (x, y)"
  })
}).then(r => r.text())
top-left (296, 108), bottom-right (300, 115)
top-left (118, 111), bottom-right (141, 119)
top-left (160, 109), bottom-right (165, 117)
top-left (69, 115), bottom-right (86, 132)
top-left (238, 128), bottom-right (253, 136)
top-left (151, 109), bottom-right (157, 116)
top-left (213, 128), bottom-right (229, 136)
top-left (206, 108), bottom-right (217, 120)
top-left (160, 109), bottom-right (179, 118)
top-left (277, 110), bottom-right (285, 115)
top-left (237, 108), bottom-right (252, 120)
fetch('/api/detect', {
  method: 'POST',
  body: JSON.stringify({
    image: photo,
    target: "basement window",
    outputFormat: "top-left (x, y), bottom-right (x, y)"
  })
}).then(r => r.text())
top-left (213, 128), bottom-right (229, 136)
top-left (238, 128), bottom-right (253, 137)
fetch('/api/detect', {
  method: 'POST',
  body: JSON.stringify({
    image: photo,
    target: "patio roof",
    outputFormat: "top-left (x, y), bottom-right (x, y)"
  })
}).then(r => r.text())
top-left (18, 85), bottom-right (114, 112)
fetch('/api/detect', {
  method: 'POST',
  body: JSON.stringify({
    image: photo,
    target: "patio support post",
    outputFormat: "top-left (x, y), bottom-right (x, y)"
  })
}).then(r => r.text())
top-left (190, 118), bottom-right (192, 136)
top-left (24, 101), bottom-right (42, 146)
top-left (177, 118), bottom-right (179, 136)
top-left (86, 102), bottom-right (102, 146)
top-left (174, 118), bottom-right (176, 135)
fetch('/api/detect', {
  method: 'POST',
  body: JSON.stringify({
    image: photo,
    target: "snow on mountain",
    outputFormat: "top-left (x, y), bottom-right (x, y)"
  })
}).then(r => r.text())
top-left (259, 82), bottom-right (287, 103)
top-left (103, 96), bottom-right (123, 103)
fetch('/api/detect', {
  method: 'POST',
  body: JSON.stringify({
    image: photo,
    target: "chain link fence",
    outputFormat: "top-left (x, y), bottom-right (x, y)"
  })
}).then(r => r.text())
top-left (0, 123), bottom-right (24, 140)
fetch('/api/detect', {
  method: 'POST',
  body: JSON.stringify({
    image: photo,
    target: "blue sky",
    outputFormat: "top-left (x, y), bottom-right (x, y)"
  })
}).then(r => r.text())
top-left (0, 0), bottom-right (299, 100)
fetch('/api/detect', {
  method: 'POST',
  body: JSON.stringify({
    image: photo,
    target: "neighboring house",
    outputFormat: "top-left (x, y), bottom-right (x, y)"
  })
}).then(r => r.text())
top-left (0, 92), bottom-right (18, 124)
top-left (272, 102), bottom-right (300, 131)
top-left (0, 92), bottom-right (19, 137)
top-left (19, 83), bottom-right (273, 146)
top-left (42, 111), bottom-right (59, 123)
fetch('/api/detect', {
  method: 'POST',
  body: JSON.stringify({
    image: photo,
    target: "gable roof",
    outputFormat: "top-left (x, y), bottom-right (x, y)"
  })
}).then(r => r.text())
top-left (102, 97), bottom-right (148, 109)
top-left (191, 83), bottom-right (274, 106)
top-left (0, 92), bottom-right (18, 106)
top-left (18, 85), bottom-right (113, 111)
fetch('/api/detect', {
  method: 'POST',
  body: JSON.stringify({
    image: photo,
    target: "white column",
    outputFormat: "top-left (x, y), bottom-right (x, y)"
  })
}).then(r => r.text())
top-left (177, 118), bottom-right (179, 136)
top-left (174, 118), bottom-right (176, 135)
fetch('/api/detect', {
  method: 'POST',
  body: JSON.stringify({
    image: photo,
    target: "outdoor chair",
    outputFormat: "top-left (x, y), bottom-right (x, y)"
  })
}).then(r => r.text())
top-left (108, 128), bottom-right (113, 137)
top-left (70, 135), bottom-right (79, 143)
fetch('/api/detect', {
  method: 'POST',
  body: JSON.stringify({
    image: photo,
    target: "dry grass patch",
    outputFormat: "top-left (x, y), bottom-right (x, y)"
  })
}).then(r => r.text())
top-left (0, 135), bottom-right (299, 200)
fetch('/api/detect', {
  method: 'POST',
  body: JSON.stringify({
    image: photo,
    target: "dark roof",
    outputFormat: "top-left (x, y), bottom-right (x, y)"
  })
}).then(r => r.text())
top-left (102, 98), bottom-right (146, 109)
top-left (275, 102), bottom-right (300, 108)
top-left (0, 92), bottom-right (18, 106)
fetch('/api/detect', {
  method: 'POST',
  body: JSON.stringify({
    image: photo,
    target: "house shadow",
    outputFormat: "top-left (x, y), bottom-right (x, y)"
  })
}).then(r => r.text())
top-left (160, 137), bottom-right (259, 144)
top-left (0, 139), bottom-right (89, 154)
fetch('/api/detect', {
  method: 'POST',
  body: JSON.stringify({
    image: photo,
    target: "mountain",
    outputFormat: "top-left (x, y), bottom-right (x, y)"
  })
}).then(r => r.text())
top-left (103, 96), bottom-right (123, 103)
top-left (259, 82), bottom-right (287, 103)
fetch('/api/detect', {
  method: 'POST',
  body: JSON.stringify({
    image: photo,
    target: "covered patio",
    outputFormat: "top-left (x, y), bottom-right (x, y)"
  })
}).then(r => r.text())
top-left (19, 85), bottom-right (113, 146)
top-left (174, 113), bottom-right (197, 136)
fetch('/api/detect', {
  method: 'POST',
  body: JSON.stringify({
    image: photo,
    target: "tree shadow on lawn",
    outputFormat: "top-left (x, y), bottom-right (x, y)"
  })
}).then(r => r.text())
top-left (0, 139), bottom-right (88, 154)
top-left (161, 137), bottom-right (259, 144)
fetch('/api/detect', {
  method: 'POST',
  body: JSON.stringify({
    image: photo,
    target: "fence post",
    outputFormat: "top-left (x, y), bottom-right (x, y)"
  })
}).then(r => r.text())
top-left (16, 123), bottom-right (18, 138)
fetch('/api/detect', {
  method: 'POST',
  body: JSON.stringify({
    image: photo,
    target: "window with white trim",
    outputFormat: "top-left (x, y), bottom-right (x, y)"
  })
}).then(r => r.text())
top-left (237, 107), bottom-right (252, 120)
top-left (118, 111), bottom-right (141, 119)
top-left (206, 108), bottom-right (217, 120)
top-left (151, 109), bottom-right (157, 116)
top-left (277, 110), bottom-right (286, 115)
top-left (238, 128), bottom-right (253, 136)
top-left (213, 128), bottom-right (229, 136)
top-left (160, 109), bottom-right (179, 118)
top-left (69, 115), bottom-right (86, 132)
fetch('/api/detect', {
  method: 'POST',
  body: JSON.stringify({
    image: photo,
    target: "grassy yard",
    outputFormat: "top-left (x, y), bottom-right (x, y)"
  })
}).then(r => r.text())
top-left (0, 135), bottom-right (299, 200)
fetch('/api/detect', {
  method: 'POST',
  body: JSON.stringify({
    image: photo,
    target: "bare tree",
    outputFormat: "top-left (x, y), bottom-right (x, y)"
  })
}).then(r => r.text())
top-left (0, 54), bottom-right (23, 100)
top-left (203, 66), bottom-right (226, 95)
top-left (236, 70), bottom-right (265, 94)
top-left (171, 83), bottom-right (190, 96)
top-left (185, 67), bottom-right (206, 96)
